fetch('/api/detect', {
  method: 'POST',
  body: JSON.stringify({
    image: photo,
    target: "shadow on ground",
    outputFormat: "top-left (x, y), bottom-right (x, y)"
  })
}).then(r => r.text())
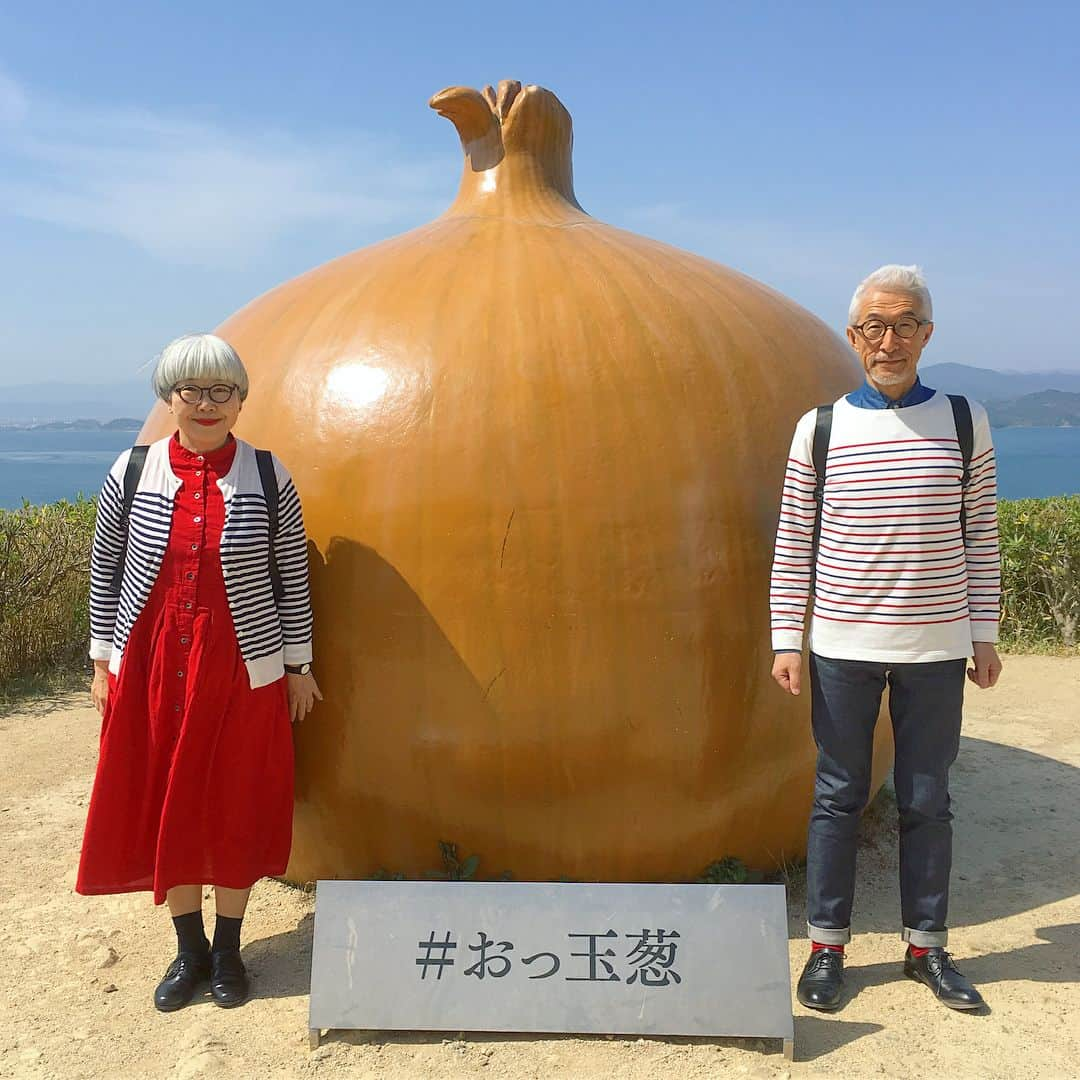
top-left (844, 922), bottom-right (1078, 995)
top-left (791, 1015), bottom-right (884, 1062)
top-left (244, 912), bottom-right (314, 1000)
top-left (0, 684), bottom-right (87, 720)
top-left (242, 734), bottom-right (1077, 1065)
top-left (786, 736), bottom-right (1080, 937)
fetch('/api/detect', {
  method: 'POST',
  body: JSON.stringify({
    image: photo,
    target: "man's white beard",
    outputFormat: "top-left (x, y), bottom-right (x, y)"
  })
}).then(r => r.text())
top-left (870, 354), bottom-right (911, 385)
top-left (872, 365), bottom-right (910, 385)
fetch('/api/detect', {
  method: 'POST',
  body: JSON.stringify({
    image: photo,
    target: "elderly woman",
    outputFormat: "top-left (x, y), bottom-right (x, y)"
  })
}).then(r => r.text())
top-left (77, 333), bottom-right (321, 1013)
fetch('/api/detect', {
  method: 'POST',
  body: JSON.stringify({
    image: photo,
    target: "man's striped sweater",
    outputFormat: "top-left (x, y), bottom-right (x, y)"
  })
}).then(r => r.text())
top-left (769, 386), bottom-right (1001, 663)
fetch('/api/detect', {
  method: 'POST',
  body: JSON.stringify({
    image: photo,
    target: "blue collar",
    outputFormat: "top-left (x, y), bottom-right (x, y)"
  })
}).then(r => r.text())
top-left (846, 376), bottom-right (936, 410)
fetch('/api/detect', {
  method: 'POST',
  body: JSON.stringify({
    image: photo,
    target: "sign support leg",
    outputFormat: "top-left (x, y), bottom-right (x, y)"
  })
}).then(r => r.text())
top-left (783, 1038), bottom-right (794, 1061)
top-left (309, 1028), bottom-right (321, 1050)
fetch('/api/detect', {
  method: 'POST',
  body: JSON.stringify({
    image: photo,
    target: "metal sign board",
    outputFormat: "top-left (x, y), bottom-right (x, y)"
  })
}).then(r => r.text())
top-left (308, 881), bottom-right (793, 1058)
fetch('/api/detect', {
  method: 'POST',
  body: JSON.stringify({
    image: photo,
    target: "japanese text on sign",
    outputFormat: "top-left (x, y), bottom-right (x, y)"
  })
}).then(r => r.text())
top-left (416, 929), bottom-right (682, 986)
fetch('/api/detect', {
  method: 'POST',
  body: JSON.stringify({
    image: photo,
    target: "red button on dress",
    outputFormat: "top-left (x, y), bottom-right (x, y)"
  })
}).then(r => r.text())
top-left (77, 434), bottom-right (294, 904)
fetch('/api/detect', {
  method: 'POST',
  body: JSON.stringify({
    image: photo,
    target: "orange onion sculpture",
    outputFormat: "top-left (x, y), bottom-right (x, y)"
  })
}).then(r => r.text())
top-left (140, 80), bottom-right (892, 882)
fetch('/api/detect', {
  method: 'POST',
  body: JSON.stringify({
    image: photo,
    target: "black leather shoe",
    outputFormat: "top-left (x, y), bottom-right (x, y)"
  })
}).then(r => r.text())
top-left (904, 947), bottom-right (984, 1010)
top-left (210, 948), bottom-right (249, 1008)
top-left (796, 948), bottom-right (845, 1010)
top-left (154, 951), bottom-right (210, 1012)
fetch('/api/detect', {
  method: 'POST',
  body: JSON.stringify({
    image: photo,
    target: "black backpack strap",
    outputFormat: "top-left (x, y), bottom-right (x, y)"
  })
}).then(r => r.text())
top-left (255, 449), bottom-right (286, 604)
top-left (947, 394), bottom-right (974, 543)
top-left (109, 445), bottom-right (149, 593)
top-left (809, 405), bottom-right (833, 597)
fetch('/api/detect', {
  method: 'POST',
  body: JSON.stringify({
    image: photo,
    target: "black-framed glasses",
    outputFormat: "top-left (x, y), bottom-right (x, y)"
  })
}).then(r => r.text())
top-left (852, 316), bottom-right (930, 343)
top-left (173, 383), bottom-right (238, 404)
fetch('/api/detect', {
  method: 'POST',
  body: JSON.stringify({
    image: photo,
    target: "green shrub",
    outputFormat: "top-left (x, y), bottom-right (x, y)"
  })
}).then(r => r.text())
top-left (997, 496), bottom-right (1080, 648)
top-left (696, 856), bottom-right (750, 884)
top-left (0, 498), bottom-right (96, 686)
top-left (0, 494), bottom-right (1076, 693)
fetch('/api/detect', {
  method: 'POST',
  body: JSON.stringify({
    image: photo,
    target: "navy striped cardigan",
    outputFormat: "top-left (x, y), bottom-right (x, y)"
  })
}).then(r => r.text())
top-left (89, 436), bottom-right (314, 689)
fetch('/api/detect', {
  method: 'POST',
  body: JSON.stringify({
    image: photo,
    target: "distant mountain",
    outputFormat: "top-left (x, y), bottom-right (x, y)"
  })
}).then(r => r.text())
top-left (921, 363), bottom-right (1080, 400)
top-left (29, 418), bottom-right (143, 432)
top-left (984, 390), bottom-right (1080, 428)
top-left (4, 367), bottom-right (1080, 428)
top-left (0, 381), bottom-right (153, 423)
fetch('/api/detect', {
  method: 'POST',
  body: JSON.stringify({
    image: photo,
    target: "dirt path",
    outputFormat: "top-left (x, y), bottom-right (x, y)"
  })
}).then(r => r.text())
top-left (1, 655), bottom-right (1077, 1079)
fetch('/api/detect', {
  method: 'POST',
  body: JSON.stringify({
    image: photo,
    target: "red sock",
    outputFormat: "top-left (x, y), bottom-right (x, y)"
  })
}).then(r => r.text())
top-left (908, 945), bottom-right (930, 958)
top-left (811, 942), bottom-right (845, 955)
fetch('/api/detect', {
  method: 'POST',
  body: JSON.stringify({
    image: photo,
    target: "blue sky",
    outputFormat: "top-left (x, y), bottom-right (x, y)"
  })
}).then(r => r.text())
top-left (1, 0), bottom-right (1077, 386)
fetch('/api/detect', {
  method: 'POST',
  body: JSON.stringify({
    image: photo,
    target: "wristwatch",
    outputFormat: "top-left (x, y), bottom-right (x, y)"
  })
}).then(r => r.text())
top-left (285, 662), bottom-right (312, 675)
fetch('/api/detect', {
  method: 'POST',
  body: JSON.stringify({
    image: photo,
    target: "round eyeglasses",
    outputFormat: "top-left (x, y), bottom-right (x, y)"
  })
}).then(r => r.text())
top-left (852, 316), bottom-right (930, 343)
top-left (173, 383), bottom-right (238, 404)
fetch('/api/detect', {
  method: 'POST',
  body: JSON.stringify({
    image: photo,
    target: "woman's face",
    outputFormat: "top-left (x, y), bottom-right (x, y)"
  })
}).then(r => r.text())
top-left (168, 379), bottom-right (243, 451)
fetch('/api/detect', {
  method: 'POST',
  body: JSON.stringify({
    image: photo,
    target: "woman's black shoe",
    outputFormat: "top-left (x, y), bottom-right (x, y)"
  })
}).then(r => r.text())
top-left (796, 948), bottom-right (845, 1010)
top-left (904, 947), bottom-right (984, 1010)
top-left (153, 951), bottom-right (211, 1012)
top-left (210, 948), bottom-right (249, 1008)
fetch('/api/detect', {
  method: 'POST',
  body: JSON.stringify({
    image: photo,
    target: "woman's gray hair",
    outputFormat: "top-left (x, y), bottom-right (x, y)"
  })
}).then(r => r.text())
top-left (151, 333), bottom-right (250, 402)
top-left (848, 264), bottom-right (933, 325)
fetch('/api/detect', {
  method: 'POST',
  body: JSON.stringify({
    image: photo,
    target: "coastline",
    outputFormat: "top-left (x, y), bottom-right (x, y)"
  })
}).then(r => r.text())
top-left (5, 425), bottom-right (1079, 509)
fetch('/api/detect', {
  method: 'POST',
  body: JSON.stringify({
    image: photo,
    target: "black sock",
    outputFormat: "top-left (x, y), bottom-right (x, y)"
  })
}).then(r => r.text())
top-left (172, 910), bottom-right (210, 956)
top-left (212, 914), bottom-right (243, 954)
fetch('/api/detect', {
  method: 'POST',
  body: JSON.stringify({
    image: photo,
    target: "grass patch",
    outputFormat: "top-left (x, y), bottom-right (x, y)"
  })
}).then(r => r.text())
top-left (998, 641), bottom-right (1080, 658)
top-left (0, 498), bottom-right (95, 690)
top-left (998, 495), bottom-right (1080, 648)
top-left (1, 494), bottom-right (1076, 700)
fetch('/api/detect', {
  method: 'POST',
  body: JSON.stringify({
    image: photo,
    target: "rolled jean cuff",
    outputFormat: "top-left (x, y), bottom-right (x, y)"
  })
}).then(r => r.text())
top-left (807, 923), bottom-right (851, 946)
top-left (901, 927), bottom-right (948, 948)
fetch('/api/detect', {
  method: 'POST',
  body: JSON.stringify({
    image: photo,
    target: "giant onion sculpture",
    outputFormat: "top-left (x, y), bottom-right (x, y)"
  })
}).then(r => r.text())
top-left (140, 80), bottom-right (890, 881)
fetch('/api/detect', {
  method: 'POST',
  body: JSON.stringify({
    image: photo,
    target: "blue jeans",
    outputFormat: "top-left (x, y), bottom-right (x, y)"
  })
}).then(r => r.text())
top-left (806, 653), bottom-right (965, 948)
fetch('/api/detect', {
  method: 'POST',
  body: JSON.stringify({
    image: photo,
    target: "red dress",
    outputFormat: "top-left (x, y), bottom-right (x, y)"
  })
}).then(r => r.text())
top-left (77, 434), bottom-right (294, 904)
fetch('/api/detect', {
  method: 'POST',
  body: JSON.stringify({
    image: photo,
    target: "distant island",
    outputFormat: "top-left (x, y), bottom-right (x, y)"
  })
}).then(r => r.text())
top-left (27, 418), bottom-right (144, 432)
top-left (2, 365), bottom-right (1080, 429)
top-left (984, 391), bottom-right (1080, 428)
top-left (921, 361), bottom-right (1080, 399)
top-left (920, 364), bottom-right (1080, 427)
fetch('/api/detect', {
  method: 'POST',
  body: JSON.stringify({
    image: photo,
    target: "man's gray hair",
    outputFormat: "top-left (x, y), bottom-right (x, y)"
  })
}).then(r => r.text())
top-left (151, 333), bottom-right (250, 402)
top-left (848, 264), bottom-right (933, 325)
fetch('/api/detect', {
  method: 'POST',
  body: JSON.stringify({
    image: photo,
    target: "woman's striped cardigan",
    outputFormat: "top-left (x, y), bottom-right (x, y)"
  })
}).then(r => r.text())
top-left (89, 436), bottom-right (314, 689)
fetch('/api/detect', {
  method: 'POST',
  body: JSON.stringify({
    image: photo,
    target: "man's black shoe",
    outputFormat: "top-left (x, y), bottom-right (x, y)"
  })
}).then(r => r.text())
top-left (904, 947), bottom-right (984, 1010)
top-left (796, 948), bottom-right (845, 1010)
top-left (153, 951), bottom-right (210, 1012)
top-left (210, 948), bottom-right (249, 1008)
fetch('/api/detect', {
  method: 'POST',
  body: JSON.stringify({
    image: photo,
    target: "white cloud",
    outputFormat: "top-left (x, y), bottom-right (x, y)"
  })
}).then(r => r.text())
top-left (0, 71), bottom-right (453, 267)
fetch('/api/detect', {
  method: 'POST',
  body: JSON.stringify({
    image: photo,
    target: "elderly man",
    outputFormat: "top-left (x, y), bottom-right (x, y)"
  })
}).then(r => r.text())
top-left (769, 264), bottom-right (1001, 1012)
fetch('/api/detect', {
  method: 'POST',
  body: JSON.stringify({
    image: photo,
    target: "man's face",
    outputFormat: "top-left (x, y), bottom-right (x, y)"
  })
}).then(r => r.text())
top-left (846, 288), bottom-right (934, 395)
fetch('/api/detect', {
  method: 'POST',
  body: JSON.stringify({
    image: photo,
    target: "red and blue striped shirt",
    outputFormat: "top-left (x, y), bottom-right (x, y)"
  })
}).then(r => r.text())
top-left (769, 386), bottom-right (1000, 662)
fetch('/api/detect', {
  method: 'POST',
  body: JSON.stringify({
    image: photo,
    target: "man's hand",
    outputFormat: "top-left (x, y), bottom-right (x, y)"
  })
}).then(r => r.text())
top-left (90, 660), bottom-right (110, 716)
top-left (772, 652), bottom-right (803, 696)
top-left (287, 671), bottom-right (323, 723)
top-left (967, 642), bottom-right (1002, 689)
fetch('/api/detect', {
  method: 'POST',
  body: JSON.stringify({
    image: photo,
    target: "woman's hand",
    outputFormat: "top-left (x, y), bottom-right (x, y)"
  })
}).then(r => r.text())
top-left (91, 661), bottom-right (110, 716)
top-left (287, 671), bottom-right (323, 724)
